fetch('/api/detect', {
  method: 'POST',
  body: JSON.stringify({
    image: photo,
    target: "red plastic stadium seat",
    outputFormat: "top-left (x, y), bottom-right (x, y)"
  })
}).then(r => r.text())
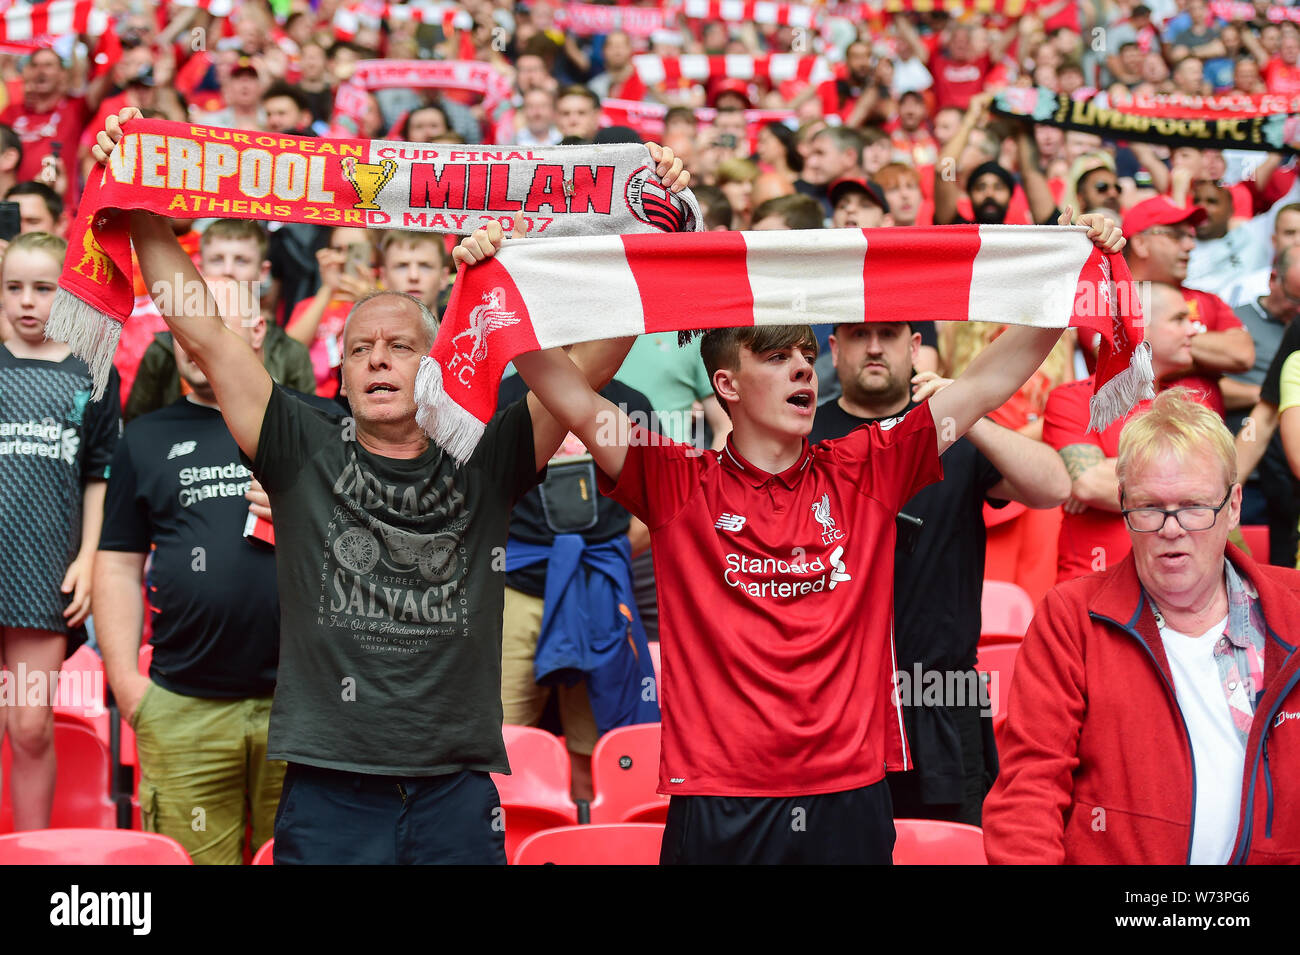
top-left (893, 819), bottom-right (987, 865)
top-left (974, 642), bottom-right (1021, 736)
top-left (491, 725), bottom-right (578, 862)
top-left (1240, 525), bottom-right (1269, 562)
top-left (980, 580), bottom-right (1035, 637)
top-left (0, 828), bottom-right (192, 864)
top-left (512, 823), bottom-right (665, 865)
top-left (252, 838), bottom-right (274, 865)
top-left (1, 713), bottom-right (117, 832)
top-left (54, 645), bottom-right (110, 745)
top-left (588, 723), bottom-right (669, 824)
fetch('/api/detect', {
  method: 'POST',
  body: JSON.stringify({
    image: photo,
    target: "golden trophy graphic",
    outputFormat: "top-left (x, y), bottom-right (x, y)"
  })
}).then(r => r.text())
top-left (342, 156), bottom-right (397, 211)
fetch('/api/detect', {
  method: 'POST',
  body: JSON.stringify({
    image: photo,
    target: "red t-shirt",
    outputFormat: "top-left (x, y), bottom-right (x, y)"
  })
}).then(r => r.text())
top-left (0, 94), bottom-right (87, 207)
top-left (925, 35), bottom-right (991, 111)
top-left (1170, 286), bottom-right (1242, 416)
top-left (1265, 57), bottom-right (1300, 95)
top-left (1043, 376), bottom-right (1216, 583)
top-left (599, 405), bottom-right (943, 797)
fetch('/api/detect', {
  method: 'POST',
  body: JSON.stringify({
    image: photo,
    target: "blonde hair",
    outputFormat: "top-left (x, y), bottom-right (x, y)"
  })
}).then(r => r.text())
top-left (1062, 151), bottom-right (1117, 220)
top-left (940, 322), bottom-right (1073, 414)
top-left (1, 231), bottom-right (67, 274)
top-left (716, 157), bottom-right (758, 186)
top-left (1116, 387), bottom-right (1236, 492)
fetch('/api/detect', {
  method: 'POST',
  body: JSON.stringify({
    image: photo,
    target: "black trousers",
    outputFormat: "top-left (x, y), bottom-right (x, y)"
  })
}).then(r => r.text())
top-left (660, 778), bottom-right (895, 865)
top-left (273, 763), bottom-right (506, 865)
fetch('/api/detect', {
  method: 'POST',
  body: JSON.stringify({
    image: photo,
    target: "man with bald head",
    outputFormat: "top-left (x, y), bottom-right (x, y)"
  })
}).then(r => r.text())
top-left (96, 106), bottom-right (688, 864)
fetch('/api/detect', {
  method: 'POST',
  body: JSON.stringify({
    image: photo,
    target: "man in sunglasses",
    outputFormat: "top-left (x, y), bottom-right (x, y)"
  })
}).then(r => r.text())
top-left (1123, 196), bottom-right (1255, 417)
top-left (985, 388), bottom-right (1300, 864)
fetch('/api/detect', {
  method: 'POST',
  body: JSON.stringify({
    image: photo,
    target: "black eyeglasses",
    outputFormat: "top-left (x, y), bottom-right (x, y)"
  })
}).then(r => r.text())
top-left (1090, 181), bottom-right (1118, 194)
top-left (1120, 488), bottom-right (1233, 533)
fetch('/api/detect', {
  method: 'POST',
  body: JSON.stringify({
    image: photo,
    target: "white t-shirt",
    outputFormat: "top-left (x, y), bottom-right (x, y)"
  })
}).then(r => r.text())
top-left (1160, 614), bottom-right (1244, 865)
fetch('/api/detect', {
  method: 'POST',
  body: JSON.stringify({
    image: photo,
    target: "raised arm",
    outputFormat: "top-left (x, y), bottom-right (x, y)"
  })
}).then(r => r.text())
top-left (514, 346), bottom-right (633, 482)
top-left (94, 108), bottom-right (272, 460)
top-left (91, 550), bottom-right (151, 725)
top-left (934, 93), bottom-right (989, 225)
top-left (928, 212), bottom-right (1124, 457)
top-left (453, 140), bottom-right (688, 471)
top-left (1015, 124), bottom-right (1059, 226)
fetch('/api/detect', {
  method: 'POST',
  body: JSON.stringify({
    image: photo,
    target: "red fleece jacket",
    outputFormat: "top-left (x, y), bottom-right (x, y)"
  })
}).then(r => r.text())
top-left (984, 545), bottom-right (1300, 864)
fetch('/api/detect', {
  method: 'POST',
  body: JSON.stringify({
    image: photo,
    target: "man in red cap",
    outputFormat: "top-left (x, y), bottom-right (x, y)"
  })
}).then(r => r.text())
top-left (1122, 196), bottom-right (1255, 418)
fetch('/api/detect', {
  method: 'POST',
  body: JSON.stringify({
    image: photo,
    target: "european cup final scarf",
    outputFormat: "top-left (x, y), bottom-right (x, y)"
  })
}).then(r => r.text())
top-left (45, 118), bottom-right (704, 396)
top-left (421, 225), bottom-right (1152, 463)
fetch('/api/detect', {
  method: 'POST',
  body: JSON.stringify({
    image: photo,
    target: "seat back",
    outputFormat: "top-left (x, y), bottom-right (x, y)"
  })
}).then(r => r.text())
top-left (893, 819), bottom-right (987, 865)
top-left (588, 722), bottom-right (668, 824)
top-left (252, 838), bottom-right (275, 865)
top-left (980, 580), bottom-right (1035, 637)
top-left (975, 641), bottom-right (1021, 733)
top-left (1239, 524), bottom-right (1270, 563)
top-left (0, 828), bottom-right (192, 864)
top-left (513, 823), bottom-right (665, 865)
top-left (491, 725), bottom-right (578, 861)
top-left (1, 714), bottom-right (116, 832)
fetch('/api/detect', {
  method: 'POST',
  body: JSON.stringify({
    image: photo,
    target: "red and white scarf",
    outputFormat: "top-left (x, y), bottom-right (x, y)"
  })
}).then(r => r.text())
top-left (333, 1), bottom-right (473, 42)
top-left (679, 0), bottom-right (818, 28)
top-left (420, 226), bottom-right (1150, 462)
top-left (553, 3), bottom-right (672, 37)
top-left (0, 0), bottom-right (106, 43)
top-left (332, 59), bottom-right (514, 135)
top-left (631, 53), bottom-right (834, 89)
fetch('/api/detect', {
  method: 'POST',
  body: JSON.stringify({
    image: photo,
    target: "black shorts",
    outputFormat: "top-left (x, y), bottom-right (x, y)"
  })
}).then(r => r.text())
top-left (273, 763), bottom-right (506, 865)
top-left (660, 778), bottom-right (895, 865)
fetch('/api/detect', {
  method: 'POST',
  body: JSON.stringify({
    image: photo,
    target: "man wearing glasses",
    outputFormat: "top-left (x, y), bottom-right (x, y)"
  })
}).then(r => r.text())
top-left (984, 388), bottom-right (1300, 864)
top-left (1122, 196), bottom-right (1255, 418)
top-left (1044, 283), bottom-right (1216, 582)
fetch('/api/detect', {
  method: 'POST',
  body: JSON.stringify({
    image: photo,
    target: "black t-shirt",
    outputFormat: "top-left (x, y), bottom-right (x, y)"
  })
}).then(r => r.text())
top-left (1262, 319), bottom-right (1300, 406)
top-left (99, 396), bottom-right (295, 698)
top-left (498, 374), bottom-right (652, 597)
top-left (246, 386), bottom-right (540, 775)
top-left (811, 398), bottom-right (1005, 801)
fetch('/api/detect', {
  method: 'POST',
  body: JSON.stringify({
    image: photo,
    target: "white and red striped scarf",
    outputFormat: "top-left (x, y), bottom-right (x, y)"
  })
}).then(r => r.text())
top-left (332, 59), bottom-right (513, 134)
top-left (553, 3), bottom-right (672, 37)
top-left (1209, 1), bottom-right (1300, 24)
top-left (333, 1), bottom-right (473, 42)
top-left (0, 0), bottom-right (106, 46)
top-left (173, 0), bottom-right (236, 17)
top-left (419, 226), bottom-right (1150, 462)
top-left (679, 0), bottom-right (818, 28)
top-left (632, 53), bottom-right (834, 89)
top-left (825, 0), bottom-right (1034, 18)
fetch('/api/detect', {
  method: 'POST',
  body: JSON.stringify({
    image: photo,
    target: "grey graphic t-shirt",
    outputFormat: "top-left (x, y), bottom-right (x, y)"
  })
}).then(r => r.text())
top-left (249, 386), bottom-right (538, 775)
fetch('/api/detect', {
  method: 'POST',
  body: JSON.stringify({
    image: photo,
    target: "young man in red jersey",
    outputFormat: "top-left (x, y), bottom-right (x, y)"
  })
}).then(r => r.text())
top-left (456, 213), bottom-right (1124, 864)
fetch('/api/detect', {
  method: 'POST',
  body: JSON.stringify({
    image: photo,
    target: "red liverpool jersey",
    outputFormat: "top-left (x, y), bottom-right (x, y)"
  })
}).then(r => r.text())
top-left (599, 403), bottom-right (943, 797)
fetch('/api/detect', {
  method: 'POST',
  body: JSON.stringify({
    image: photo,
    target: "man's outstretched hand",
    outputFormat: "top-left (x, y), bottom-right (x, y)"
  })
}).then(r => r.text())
top-left (92, 107), bottom-right (144, 164)
top-left (453, 141), bottom-right (690, 268)
top-left (1060, 204), bottom-right (1126, 254)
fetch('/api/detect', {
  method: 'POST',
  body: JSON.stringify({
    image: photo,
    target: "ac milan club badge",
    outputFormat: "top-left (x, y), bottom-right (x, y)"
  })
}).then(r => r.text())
top-left (624, 165), bottom-right (686, 232)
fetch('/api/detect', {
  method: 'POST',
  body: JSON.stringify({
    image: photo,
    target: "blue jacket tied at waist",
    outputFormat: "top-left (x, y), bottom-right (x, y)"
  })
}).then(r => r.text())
top-left (506, 535), bottom-right (660, 735)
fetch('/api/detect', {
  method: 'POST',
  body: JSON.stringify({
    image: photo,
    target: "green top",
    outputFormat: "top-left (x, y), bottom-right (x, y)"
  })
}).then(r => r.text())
top-left (614, 333), bottom-right (712, 443)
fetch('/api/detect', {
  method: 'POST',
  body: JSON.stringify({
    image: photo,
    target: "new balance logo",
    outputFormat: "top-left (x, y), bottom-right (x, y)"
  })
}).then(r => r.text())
top-left (167, 441), bottom-right (196, 460)
top-left (714, 513), bottom-right (747, 532)
top-left (670, 777), bottom-right (686, 784)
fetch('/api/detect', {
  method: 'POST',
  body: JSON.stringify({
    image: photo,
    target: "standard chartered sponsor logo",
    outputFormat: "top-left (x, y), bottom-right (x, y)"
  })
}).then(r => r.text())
top-left (722, 544), bottom-right (851, 598)
top-left (176, 460), bottom-right (252, 508)
top-left (0, 420), bottom-right (79, 463)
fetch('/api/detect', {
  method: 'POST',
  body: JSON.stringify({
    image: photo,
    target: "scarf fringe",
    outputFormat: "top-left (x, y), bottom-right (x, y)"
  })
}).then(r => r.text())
top-left (1089, 340), bottom-right (1154, 433)
top-left (45, 286), bottom-right (121, 400)
top-left (414, 355), bottom-right (486, 465)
